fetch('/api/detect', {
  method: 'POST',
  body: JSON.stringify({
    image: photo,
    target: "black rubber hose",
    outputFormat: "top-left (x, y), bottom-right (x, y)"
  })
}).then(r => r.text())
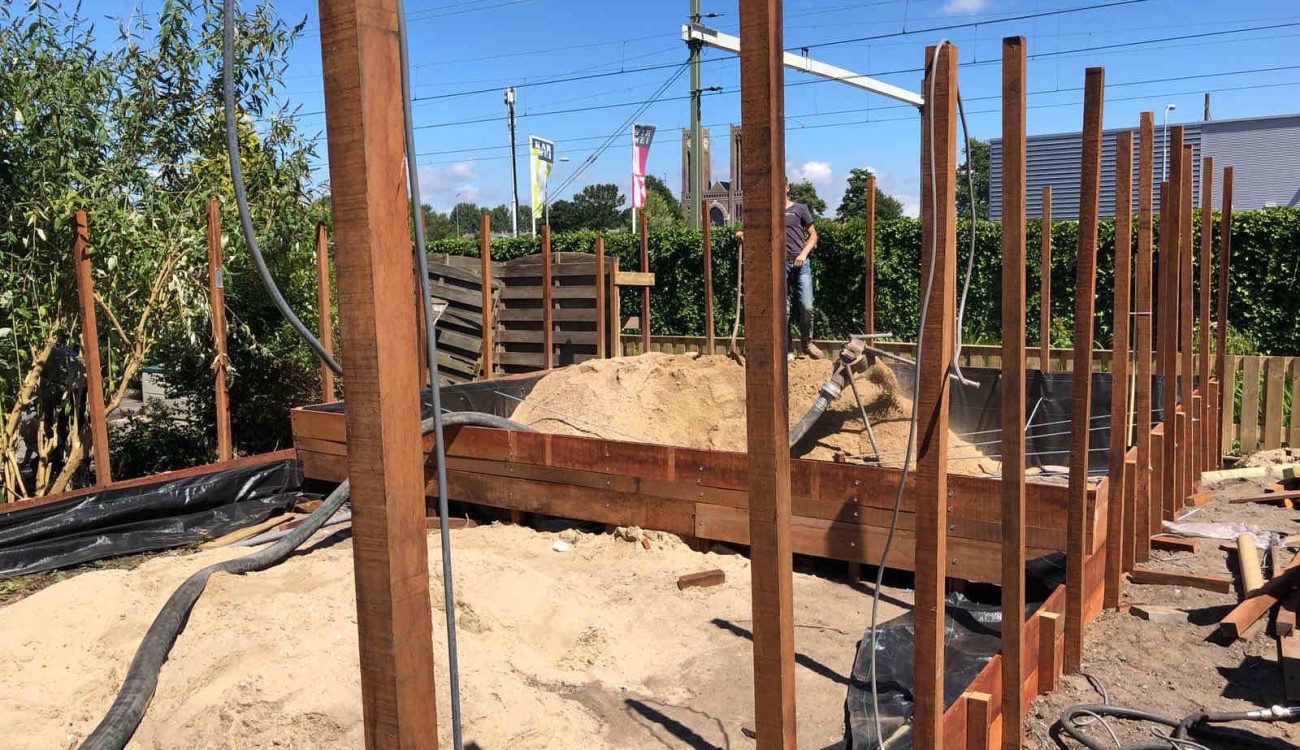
top-left (1058, 703), bottom-right (1299, 750)
top-left (76, 413), bottom-right (533, 750)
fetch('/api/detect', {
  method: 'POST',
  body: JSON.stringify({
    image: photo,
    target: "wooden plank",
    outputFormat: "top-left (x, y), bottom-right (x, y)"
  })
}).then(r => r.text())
top-left (915, 41), bottom-right (959, 750)
top-left (72, 209), bottom-right (112, 485)
top-left (1065, 67), bottom-right (1105, 675)
top-left (207, 198), bottom-right (233, 461)
top-left (1178, 144), bottom-right (1196, 504)
top-left (1040, 186), bottom-right (1052, 370)
top-left (1150, 429), bottom-right (1165, 534)
top-left (615, 270), bottom-right (656, 287)
top-left (865, 172), bottom-right (876, 337)
top-left (1218, 548), bottom-right (1300, 640)
top-left (1240, 356), bottom-right (1261, 454)
top-left (479, 212), bottom-right (494, 378)
top-left (1122, 458), bottom-right (1137, 571)
top-left (1150, 534), bottom-right (1199, 553)
top-left (1198, 158), bottom-right (1214, 476)
top-left (1263, 357), bottom-right (1286, 450)
top-left (639, 211), bottom-right (651, 356)
top-left (1134, 112), bottom-right (1155, 565)
top-left (964, 691), bottom-right (994, 750)
top-left (315, 223), bottom-right (337, 402)
top-left (1159, 132), bottom-right (1181, 522)
top-left (1106, 129), bottom-right (1134, 610)
top-left (737, 0), bottom-right (796, 744)
top-left (998, 36), bottom-right (1028, 750)
top-left (1222, 354), bottom-right (1239, 455)
top-left (678, 569), bottom-right (726, 590)
top-left (317, 1), bottom-right (440, 745)
top-left (1215, 167), bottom-right (1234, 459)
top-left (703, 202), bottom-right (715, 355)
top-left (1128, 566), bottom-right (1233, 593)
top-left (1037, 611), bottom-right (1062, 693)
top-left (596, 237), bottom-right (607, 358)
top-left (541, 224), bottom-right (554, 370)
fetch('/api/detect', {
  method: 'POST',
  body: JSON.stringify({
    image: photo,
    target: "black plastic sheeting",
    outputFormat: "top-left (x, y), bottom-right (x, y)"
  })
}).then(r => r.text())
top-left (0, 458), bottom-right (306, 579)
top-left (844, 554), bottom-right (1068, 749)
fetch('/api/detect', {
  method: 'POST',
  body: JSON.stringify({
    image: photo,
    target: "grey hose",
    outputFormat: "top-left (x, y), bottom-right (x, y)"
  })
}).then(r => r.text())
top-left (222, 0), bottom-right (341, 375)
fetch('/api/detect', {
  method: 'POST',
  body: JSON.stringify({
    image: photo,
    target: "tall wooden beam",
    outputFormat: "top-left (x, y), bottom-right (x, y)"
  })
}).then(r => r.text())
top-left (1065, 67), bottom-right (1104, 674)
top-left (737, 0), bottom-right (796, 746)
top-left (998, 36), bottom-right (1028, 750)
top-left (541, 223), bottom-right (554, 369)
top-left (315, 221), bottom-right (336, 401)
top-left (1215, 167), bottom-right (1234, 461)
top-left (1039, 186), bottom-right (1052, 371)
top-left (1105, 130), bottom-right (1133, 609)
top-left (206, 198), bottom-right (233, 462)
top-left (596, 235), bottom-right (607, 359)
top-left (317, 2), bottom-right (440, 747)
top-left (1198, 158), bottom-right (1214, 475)
top-left (1159, 127), bottom-right (1183, 521)
top-left (864, 172), bottom-right (877, 337)
top-left (72, 209), bottom-right (112, 485)
top-left (703, 200), bottom-right (715, 355)
top-left (639, 210), bottom-right (651, 355)
top-left (1179, 144), bottom-right (1195, 502)
top-left (916, 41), bottom-right (959, 750)
top-left (1134, 113), bottom-right (1155, 563)
top-left (479, 212), bottom-right (494, 378)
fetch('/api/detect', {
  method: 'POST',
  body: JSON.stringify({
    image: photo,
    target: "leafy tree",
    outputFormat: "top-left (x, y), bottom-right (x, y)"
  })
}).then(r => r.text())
top-left (547, 183), bottom-right (625, 232)
top-left (835, 168), bottom-right (905, 222)
top-left (621, 174), bottom-right (682, 229)
top-left (787, 180), bottom-right (828, 217)
top-left (956, 138), bottom-right (991, 219)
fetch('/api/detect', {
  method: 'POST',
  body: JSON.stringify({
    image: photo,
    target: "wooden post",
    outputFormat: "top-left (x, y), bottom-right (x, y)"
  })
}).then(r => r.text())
top-left (998, 36), bottom-right (1027, 750)
top-left (965, 692), bottom-right (996, 750)
top-left (864, 172), bottom-right (877, 337)
top-left (1159, 127), bottom-right (1183, 521)
top-left (1105, 130), bottom-right (1133, 610)
top-left (1065, 67), bottom-right (1104, 675)
top-left (206, 198), bottom-right (233, 462)
top-left (703, 200), bottom-right (715, 355)
top-left (1179, 144), bottom-right (1195, 502)
top-left (541, 223), bottom-right (554, 370)
top-left (1134, 112), bottom-right (1155, 564)
top-left (1198, 159), bottom-right (1214, 474)
top-left (916, 42), bottom-right (959, 750)
top-left (596, 236), bottom-right (607, 359)
top-left (72, 209), bottom-right (112, 485)
top-left (479, 212), bottom-right (493, 378)
top-left (317, 2), bottom-right (440, 747)
top-left (1039, 186), bottom-right (1052, 370)
top-left (314, 222), bottom-right (336, 402)
top-left (1215, 167), bottom-right (1234, 461)
top-left (1038, 611), bottom-right (1062, 693)
top-left (737, 0), bottom-right (796, 745)
top-left (639, 210), bottom-right (651, 355)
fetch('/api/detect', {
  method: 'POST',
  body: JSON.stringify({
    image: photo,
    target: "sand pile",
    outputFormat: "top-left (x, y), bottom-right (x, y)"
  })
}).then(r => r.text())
top-left (0, 524), bottom-right (899, 749)
top-left (510, 352), bottom-right (998, 475)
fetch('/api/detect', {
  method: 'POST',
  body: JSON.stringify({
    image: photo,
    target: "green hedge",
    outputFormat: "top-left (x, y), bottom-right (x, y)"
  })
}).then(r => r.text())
top-left (428, 206), bottom-right (1300, 354)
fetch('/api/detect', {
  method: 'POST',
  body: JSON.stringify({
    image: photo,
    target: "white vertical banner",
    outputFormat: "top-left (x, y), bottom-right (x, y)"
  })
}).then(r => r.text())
top-left (631, 123), bottom-right (656, 210)
top-left (529, 135), bottom-right (554, 233)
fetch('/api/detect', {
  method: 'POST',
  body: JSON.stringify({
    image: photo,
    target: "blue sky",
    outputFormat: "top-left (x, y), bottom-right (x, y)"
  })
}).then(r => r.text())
top-left (83, 0), bottom-right (1300, 216)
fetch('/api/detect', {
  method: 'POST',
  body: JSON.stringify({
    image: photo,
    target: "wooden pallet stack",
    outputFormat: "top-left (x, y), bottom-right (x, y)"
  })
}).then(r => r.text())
top-left (427, 254), bottom-right (501, 384)
top-left (495, 251), bottom-right (620, 374)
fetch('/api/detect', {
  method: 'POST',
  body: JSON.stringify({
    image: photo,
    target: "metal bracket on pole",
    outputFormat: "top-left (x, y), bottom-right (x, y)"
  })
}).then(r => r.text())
top-left (681, 23), bottom-right (924, 108)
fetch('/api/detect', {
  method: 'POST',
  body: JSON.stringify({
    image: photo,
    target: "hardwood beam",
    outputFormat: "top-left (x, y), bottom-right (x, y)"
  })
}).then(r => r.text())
top-left (916, 41), bottom-right (959, 750)
top-left (865, 171), bottom-right (877, 337)
top-left (1198, 158), bottom-right (1214, 476)
top-left (317, 1), bottom-right (440, 746)
top-left (314, 222), bottom-right (336, 401)
top-left (541, 223), bottom-right (554, 369)
top-left (1065, 67), bottom-right (1104, 674)
top-left (1215, 167), bottom-right (1234, 461)
top-left (206, 198), bottom-right (233, 461)
top-left (1039, 186), bottom-right (1052, 370)
top-left (72, 209), bottom-right (112, 485)
top-left (639, 210), bottom-right (651, 355)
top-left (737, 0), bottom-right (796, 745)
top-left (596, 235), bottom-right (607, 358)
top-left (703, 200), bottom-right (715, 355)
top-left (1037, 611), bottom-right (1062, 693)
top-left (1105, 130), bottom-right (1133, 609)
top-left (1159, 126), bottom-right (1183, 521)
top-left (1179, 144), bottom-right (1195, 503)
top-left (479, 212), bottom-right (494, 377)
top-left (1134, 112), bottom-right (1155, 565)
top-left (998, 35), bottom-right (1027, 750)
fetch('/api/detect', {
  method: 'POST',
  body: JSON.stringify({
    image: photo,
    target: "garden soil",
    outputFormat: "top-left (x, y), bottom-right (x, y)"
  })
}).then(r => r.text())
top-left (510, 352), bottom-right (999, 475)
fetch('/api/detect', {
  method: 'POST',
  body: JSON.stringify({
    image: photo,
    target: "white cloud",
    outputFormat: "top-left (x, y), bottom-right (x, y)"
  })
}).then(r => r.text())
top-left (941, 0), bottom-right (991, 14)
top-left (789, 160), bottom-right (834, 190)
top-left (416, 160), bottom-right (489, 208)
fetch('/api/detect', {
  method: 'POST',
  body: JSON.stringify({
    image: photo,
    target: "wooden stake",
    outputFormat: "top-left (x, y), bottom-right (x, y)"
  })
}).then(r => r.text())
top-left (317, 2), bottom-right (440, 746)
top-left (314, 222), bottom-right (336, 401)
top-left (1038, 611), bottom-right (1062, 693)
top-left (479, 212), bottom-right (493, 378)
top-left (206, 198), bottom-right (232, 461)
top-left (1179, 144), bottom-right (1195, 503)
top-left (639, 210), bottom-right (651, 356)
top-left (998, 36), bottom-right (1027, 750)
top-left (1198, 159), bottom-right (1214, 475)
top-left (737, 0), bottom-right (796, 745)
top-left (1215, 167), bottom-right (1234, 461)
top-left (916, 42), bottom-right (959, 750)
top-left (703, 200), bottom-right (715, 355)
top-left (1105, 130), bottom-right (1133, 610)
top-left (72, 209), bottom-right (112, 485)
top-left (596, 236), bottom-right (607, 359)
top-left (1159, 127), bottom-right (1183, 521)
top-left (1039, 186), bottom-right (1052, 371)
top-left (541, 223), bottom-right (554, 370)
top-left (1065, 67), bottom-right (1104, 675)
top-left (1134, 112), bottom-right (1155, 564)
top-left (865, 172), bottom-right (877, 337)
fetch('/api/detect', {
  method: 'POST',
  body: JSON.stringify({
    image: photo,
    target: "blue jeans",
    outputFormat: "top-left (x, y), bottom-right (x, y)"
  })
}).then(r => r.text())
top-left (785, 260), bottom-right (814, 350)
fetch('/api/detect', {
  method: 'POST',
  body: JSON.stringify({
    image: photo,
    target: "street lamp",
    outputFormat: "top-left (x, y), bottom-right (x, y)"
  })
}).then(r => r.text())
top-left (453, 190), bottom-right (464, 237)
top-left (1162, 103), bottom-right (1177, 181)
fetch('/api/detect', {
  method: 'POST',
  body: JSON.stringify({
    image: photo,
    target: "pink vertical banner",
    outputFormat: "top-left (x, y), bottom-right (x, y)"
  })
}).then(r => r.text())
top-left (631, 123), bottom-right (656, 209)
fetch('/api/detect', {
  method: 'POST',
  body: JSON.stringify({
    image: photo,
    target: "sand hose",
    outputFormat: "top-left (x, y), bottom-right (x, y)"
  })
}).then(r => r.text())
top-left (1057, 702), bottom-right (1299, 750)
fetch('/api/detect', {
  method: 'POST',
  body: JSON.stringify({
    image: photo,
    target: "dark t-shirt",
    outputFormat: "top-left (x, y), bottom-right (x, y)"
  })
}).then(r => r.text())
top-left (784, 202), bottom-right (814, 261)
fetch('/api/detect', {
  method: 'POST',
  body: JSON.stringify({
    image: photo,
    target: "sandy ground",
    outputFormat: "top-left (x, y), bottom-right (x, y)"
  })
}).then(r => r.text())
top-left (511, 353), bottom-right (998, 475)
top-left (1025, 472), bottom-right (1300, 749)
top-left (0, 523), bottom-right (907, 750)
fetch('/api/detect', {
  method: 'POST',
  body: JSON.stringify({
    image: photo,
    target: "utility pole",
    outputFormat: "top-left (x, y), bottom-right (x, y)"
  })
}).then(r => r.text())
top-left (505, 87), bottom-right (520, 237)
top-left (687, 0), bottom-right (703, 229)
